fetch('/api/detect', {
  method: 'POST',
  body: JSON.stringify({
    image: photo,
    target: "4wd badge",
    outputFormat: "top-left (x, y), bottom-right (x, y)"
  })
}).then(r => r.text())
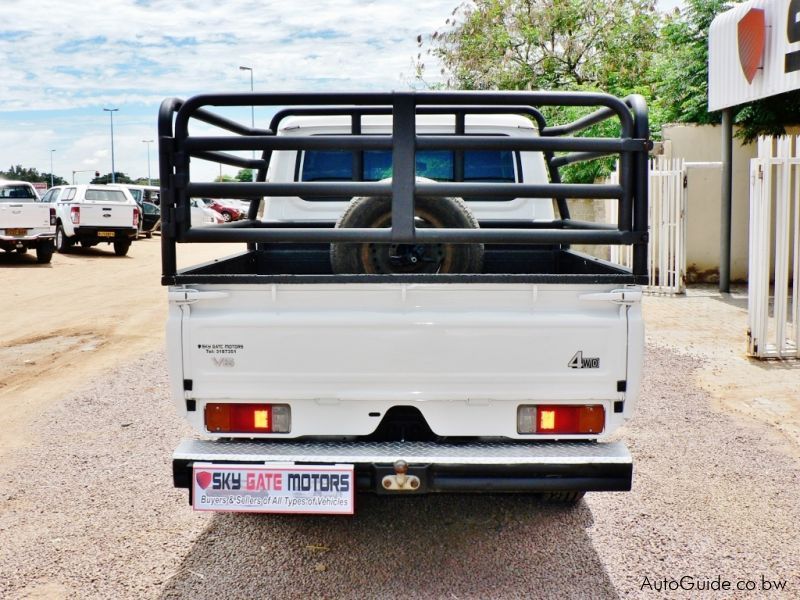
top-left (568, 351), bottom-right (600, 369)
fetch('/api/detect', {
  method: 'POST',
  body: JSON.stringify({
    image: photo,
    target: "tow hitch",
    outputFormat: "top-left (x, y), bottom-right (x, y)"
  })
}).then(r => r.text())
top-left (380, 460), bottom-right (422, 492)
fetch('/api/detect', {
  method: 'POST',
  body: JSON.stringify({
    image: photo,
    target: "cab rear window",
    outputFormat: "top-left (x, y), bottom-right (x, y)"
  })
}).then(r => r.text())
top-left (0, 184), bottom-right (37, 201)
top-left (299, 149), bottom-right (517, 201)
top-left (85, 189), bottom-right (128, 202)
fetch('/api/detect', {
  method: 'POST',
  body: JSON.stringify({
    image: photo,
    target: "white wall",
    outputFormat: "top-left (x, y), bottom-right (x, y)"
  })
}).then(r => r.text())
top-left (661, 124), bottom-right (756, 282)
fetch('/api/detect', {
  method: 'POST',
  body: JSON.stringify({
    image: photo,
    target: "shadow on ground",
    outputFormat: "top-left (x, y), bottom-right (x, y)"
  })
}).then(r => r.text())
top-left (0, 251), bottom-right (52, 267)
top-left (160, 494), bottom-right (617, 599)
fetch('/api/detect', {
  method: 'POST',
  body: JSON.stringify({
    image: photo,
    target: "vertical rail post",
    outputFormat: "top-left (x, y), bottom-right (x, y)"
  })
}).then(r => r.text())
top-left (159, 134), bottom-right (177, 279)
top-left (391, 93), bottom-right (416, 241)
top-left (720, 108), bottom-right (733, 293)
top-left (352, 113), bottom-right (363, 182)
top-left (454, 112), bottom-right (465, 182)
top-left (775, 137), bottom-right (791, 355)
top-left (630, 96), bottom-right (649, 279)
top-left (793, 136), bottom-right (800, 355)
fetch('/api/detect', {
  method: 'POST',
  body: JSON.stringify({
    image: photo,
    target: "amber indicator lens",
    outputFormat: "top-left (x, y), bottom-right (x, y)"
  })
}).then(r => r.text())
top-left (517, 404), bottom-right (604, 434)
top-left (205, 403), bottom-right (291, 433)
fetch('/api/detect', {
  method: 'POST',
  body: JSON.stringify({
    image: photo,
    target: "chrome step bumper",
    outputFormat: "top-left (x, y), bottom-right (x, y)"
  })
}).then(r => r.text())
top-left (173, 438), bottom-right (632, 494)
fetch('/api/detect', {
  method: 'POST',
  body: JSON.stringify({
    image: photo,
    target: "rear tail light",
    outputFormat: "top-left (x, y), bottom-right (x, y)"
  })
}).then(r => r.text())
top-left (205, 403), bottom-right (291, 434)
top-left (133, 207), bottom-right (140, 227)
top-left (517, 405), bottom-right (604, 434)
top-left (49, 208), bottom-right (56, 226)
top-left (69, 206), bottom-right (80, 224)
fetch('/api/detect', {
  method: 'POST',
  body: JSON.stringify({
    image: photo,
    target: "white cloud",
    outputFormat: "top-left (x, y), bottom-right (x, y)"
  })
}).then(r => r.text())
top-left (0, 0), bottom-right (684, 182)
top-left (0, 0), bottom-right (458, 181)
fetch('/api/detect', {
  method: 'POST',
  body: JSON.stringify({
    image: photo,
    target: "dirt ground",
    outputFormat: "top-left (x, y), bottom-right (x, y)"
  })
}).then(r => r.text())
top-left (644, 287), bottom-right (800, 458)
top-left (0, 237), bottom-right (239, 457)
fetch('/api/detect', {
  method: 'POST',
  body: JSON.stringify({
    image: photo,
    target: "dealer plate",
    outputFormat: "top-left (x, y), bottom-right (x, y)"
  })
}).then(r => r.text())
top-left (192, 463), bottom-right (355, 515)
top-left (5, 228), bottom-right (27, 236)
top-left (97, 231), bottom-right (115, 238)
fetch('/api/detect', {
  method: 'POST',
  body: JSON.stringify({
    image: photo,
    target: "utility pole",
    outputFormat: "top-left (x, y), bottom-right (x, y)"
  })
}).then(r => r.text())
top-left (103, 108), bottom-right (119, 183)
top-left (142, 139), bottom-right (154, 185)
top-left (239, 65), bottom-right (256, 182)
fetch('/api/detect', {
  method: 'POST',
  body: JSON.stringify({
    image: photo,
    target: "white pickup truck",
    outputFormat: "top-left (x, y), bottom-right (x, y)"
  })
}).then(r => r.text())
top-left (159, 91), bottom-right (650, 514)
top-left (41, 184), bottom-right (139, 256)
top-left (0, 179), bottom-right (55, 263)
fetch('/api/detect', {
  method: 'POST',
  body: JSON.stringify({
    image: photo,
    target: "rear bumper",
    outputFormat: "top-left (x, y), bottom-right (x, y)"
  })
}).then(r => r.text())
top-left (173, 438), bottom-right (632, 495)
top-left (0, 233), bottom-right (54, 243)
top-left (73, 226), bottom-right (136, 242)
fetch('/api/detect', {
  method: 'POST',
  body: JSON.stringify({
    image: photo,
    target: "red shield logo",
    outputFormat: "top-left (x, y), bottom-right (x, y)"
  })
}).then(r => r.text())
top-left (196, 471), bottom-right (212, 489)
top-left (738, 8), bottom-right (766, 84)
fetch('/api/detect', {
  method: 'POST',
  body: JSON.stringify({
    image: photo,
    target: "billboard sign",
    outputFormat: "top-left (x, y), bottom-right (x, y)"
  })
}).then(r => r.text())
top-left (709, 0), bottom-right (800, 111)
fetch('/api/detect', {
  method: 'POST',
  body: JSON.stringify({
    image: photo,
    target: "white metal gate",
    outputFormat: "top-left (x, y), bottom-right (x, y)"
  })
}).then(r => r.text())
top-left (748, 136), bottom-right (799, 359)
top-left (607, 157), bottom-right (687, 294)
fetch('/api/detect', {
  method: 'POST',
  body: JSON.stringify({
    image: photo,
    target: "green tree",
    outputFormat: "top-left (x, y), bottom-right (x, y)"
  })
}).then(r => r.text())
top-left (416, 0), bottom-right (661, 181)
top-left (1, 165), bottom-right (66, 185)
top-left (235, 168), bottom-right (253, 182)
top-left (214, 174), bottom-right (235, 182)
top-left (417, 0), bottom-right (659, 94)
top-left (653, 0), bottom-right (800, 142)
top-left (651, 0), bottom-right (728, 125)
top-left (91, 172), bottom-right (134, 184)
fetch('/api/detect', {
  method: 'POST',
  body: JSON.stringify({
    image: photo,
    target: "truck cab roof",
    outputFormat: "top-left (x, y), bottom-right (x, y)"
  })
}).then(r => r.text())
top-left (278, 113), bottom-right (538, 135)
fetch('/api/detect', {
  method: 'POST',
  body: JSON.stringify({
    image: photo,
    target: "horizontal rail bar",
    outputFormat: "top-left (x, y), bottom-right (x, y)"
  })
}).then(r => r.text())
top-left (178, 225), bottom-right (644, 245)
top-left (550, 151), bottom-right (619, 169)
top-left (191, 150), bottom-right (267, 169)
top-left (174, 91), bottom-right (634, 140)
top-left (415, 182), bottom-right (623, 199)
top-left (188, 181), bottom-right (392, 197)
top-left (186, 181), bottom-right (624, 200)
top-left (269, 105), bottom-right (549, 134)
top-left (184, 135), bottom-right (647, 154)
top-left (560, 219), bottom-right (618, 231)
top-left (543, 107), bottom-right (619, 137)
top-left (184, 135), bottom-right (393, 152)
top-left (159, 97), bottom-right (270, 138)
top-left (416, 136), bottom-right (647, 153)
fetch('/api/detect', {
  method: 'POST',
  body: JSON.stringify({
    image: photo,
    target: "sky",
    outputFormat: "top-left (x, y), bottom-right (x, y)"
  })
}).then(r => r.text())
top-left (0, 0), bottom-right (686, 184)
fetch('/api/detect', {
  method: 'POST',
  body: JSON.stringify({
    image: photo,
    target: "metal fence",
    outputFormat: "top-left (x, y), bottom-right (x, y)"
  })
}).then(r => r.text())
top-left (748, 136), bottom-right (799, 359)
top-left (607, 157), bottom-right (686, 294)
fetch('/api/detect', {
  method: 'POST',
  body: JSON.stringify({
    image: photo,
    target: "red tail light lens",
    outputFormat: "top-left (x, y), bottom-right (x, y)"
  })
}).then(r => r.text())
top-left (49, 208), bottom-right (56, 226)
top-left (517, 405), bottom-right (605, 434)
top-left (69, 206), bottom-right (80, 224)
top-left (133, 207), bottom-right (140, 227)
top-left (205, 403), bottom-right (291, 433)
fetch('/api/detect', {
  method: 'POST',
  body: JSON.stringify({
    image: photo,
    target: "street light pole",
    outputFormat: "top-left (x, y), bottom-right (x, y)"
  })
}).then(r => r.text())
top-left (142, 139), bottom-right (154, 185)
top-left (239, 65), bottom-right (256, 182)
top-left (103, 108), bottom-right (119, 184)
top-left (49, 149), bottom-right (55, 187)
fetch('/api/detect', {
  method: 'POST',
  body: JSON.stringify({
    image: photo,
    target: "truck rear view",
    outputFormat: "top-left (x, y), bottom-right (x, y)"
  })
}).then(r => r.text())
top-left (0, 180), bottom-right (55, 263)
top-left (159, 91), bottom-right (650, 514)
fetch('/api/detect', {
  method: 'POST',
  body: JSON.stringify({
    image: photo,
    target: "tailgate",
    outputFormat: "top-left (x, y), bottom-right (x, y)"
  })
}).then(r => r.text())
top-left (80, 203), bottom-right (135, 227)
top-left (174, 283), bottom-right (635, 403)
top-left (0, 203), bottom-right (50, 229)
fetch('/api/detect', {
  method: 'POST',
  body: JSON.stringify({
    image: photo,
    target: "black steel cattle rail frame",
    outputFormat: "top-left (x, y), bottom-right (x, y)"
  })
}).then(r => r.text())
top-left (158, 91), bottom-right (650, 281)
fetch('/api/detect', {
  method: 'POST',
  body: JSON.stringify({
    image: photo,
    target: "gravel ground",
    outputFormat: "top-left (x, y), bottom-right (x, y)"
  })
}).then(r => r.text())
top-left (0, 346), bottom-right (798, 599)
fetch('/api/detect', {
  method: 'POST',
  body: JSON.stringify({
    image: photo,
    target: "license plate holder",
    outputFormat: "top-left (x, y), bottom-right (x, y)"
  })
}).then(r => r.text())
top-left (5, 228), bottom-right (27, 236)
top-left (192, 463), bottom-right (355, 515)
top-left (97, 231), bottom-right (115, 238)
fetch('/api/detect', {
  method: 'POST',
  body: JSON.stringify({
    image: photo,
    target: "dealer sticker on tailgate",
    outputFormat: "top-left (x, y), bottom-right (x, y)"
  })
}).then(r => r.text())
top-left (192, 463), bottom-right (355, 515)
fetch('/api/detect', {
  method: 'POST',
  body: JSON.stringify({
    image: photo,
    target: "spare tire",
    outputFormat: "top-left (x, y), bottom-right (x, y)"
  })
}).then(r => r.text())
top-left (330, 193), bottom-right (484, 274)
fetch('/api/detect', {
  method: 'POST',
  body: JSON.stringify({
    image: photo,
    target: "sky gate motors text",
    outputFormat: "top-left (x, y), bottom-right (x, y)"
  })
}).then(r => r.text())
top-left (210, 471), bottom-right (351, 493)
